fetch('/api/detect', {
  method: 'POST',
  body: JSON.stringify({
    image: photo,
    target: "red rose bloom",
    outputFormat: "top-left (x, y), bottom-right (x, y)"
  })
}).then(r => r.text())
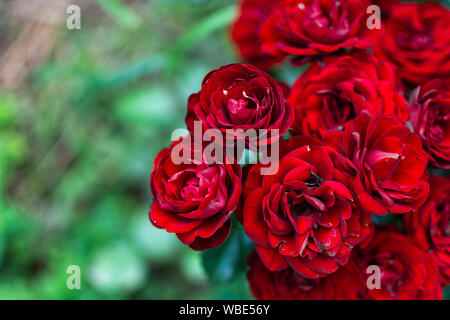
top-left (374, 3), bottom-right (450, 86)
top-left (355, 231), bottom-right (442, 300)
top-left (185, 63), bottom-right (294, 148)
top-left (242, 136), bottom-right (373, 279)
top-left (289, 50), bottom-right (409, 138)
top-left (324, 112), bottom-right (429, 215)
top-left (231, 0), bottom-right (283, 69)
top-left (404, 175), bottom-right (450, 285)
top-left (409, 79), bottom-right (450, 169)
top-left (149, 138), bottom-right (242, 250)
top-left (260, 0), bottom-right (380, 64)
top-left (247, 251), bottom-right (364, 300)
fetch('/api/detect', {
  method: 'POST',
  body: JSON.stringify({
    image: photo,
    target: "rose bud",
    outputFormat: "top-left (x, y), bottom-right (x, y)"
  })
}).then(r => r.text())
top-left (242, 136), bottom-right (373, 279)
top-left (374, 2), bottom-right (450, 87)
top-left (260, 0), bottom-right (380, 65)
top-left (354, 231), bottom-right (442, 300)
top-left (149, 137), bottom-right (242, 250)
top-left (404, 175), bottom-right (450, 285)
top-left (231, 0), bottom-right (284, 70)
top-left (409, 79), bottom-right (450, 169)
top-left (324, 112), bottom-right (429, 215)
top-left (185, 63), bottom-right (294, 150)
top-left (246, 251), bottom-right (365, 300)
top-left (289, 50), bottom-right (409, 138)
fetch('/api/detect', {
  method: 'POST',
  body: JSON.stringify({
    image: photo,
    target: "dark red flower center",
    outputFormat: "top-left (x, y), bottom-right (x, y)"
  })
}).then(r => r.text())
top-left (396, 29), bottom-right (432, 51)
top-left (220, 81), bottom-right (271, 125)
top-left (322, 94), bottom-right (357, 129)
top-left (304, 171), bottom-right (325, 189)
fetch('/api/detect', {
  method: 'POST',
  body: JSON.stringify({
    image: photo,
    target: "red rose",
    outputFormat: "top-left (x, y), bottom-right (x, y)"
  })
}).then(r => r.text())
top-left (409, 79), bottom-right (450, 169)
top-left (231, 0), bottom-right (283, 69)
top-left (289, 50), bottom-right (409, 138)
top-left (324, 112), bottom-right (429, 215)
top-left (247, 251), bottom-right (365, 300)
top-left (374, 3), bottom-right (450, 86)
top-left (242, 136), bottom-right (373, 279)
top-left (355, 231), bottom-right (442, 300)
top-left (185, 63), bottom-right (294, 148)
top-left (404, 175), bottom-right (450, 285)
top-left (149, 138), bottom-right (242, 250)
top-left (260, 0), bottom-right (380, 64)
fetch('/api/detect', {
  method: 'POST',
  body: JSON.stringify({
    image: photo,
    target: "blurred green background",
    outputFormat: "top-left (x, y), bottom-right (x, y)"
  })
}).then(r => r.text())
top-left (0, 0), bottom-right (257, 299)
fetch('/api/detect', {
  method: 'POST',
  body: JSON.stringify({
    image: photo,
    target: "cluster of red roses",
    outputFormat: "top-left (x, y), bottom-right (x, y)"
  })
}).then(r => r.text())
top-left (149, 0), bottom-right (449, 300)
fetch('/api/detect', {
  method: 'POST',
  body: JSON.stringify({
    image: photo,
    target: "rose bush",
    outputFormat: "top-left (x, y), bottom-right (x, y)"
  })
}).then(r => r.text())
top-left (242, 136), bottom-right (373, 279)
top-left (147, 0), bottom-right (450, 300)
top-left (149, 138), bottom-right (242, 250)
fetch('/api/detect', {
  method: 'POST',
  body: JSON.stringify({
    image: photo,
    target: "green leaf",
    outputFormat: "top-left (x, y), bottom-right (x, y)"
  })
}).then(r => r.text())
top-left (201, 225), bottom-right (253, 284)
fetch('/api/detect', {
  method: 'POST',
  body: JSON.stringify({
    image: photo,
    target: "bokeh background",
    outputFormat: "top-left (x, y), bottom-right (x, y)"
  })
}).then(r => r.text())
top-left (0, 0), bottom-right (257, 299)
top-left (0, 0), bottom-right (448, 300)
